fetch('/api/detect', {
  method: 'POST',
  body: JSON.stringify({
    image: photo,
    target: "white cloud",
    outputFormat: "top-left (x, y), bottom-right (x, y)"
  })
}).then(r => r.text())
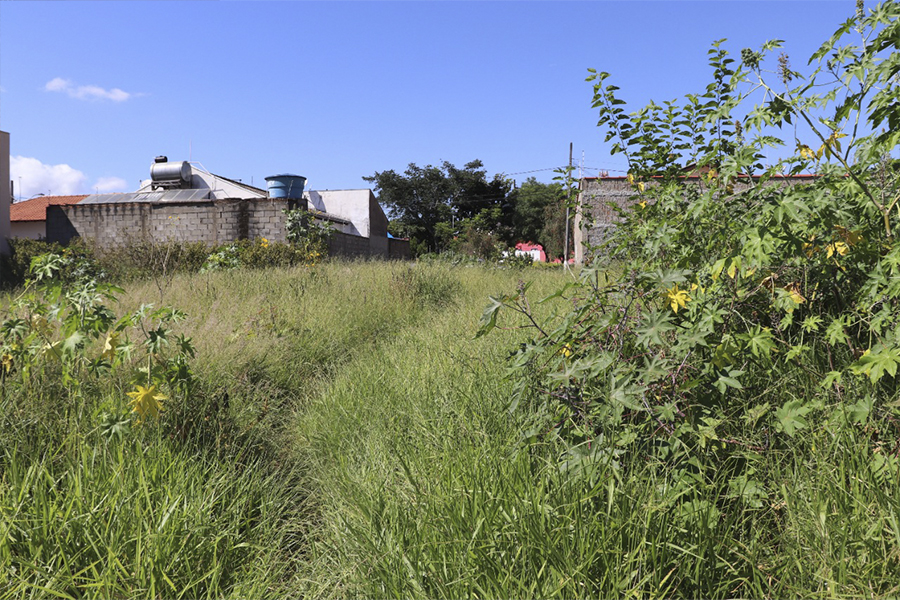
top-left (10, 156), bottom-right (88, 198)
top-left (93, 176), bottom-right (128, 193)
top-left (44, 77), bottom-right (132, 102)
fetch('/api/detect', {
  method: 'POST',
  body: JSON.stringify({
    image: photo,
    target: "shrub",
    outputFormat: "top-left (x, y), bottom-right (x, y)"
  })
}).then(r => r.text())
top-left (284, 208), bottom-right (333, 263)
top-left (233, 238), bottom-right (309, 269)
top-left (1, 238), bottom-right (74, 288)
top-left (482, 2), bottom-right (900, 486)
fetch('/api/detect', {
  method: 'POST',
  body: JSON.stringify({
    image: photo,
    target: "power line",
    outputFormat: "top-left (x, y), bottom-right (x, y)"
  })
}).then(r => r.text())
top-left (503, 166), bottom-right (567, 176)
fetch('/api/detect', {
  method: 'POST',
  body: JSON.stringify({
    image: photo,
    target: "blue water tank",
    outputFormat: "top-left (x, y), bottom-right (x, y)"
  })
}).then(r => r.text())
top-left (265, 174), bottom-right (307, 199)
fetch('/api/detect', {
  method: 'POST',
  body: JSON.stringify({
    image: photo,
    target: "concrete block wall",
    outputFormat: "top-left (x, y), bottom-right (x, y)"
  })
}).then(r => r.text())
top-left (47, 197), bottom-right (407, 260)
top-left (388, 238), bottom-right (411, 260)
top-left (574, 175), bottom-right (819, 263)
top-left (328, 230), bottom-right (376, 258)
top-left (246, 199), bottom-right (289, 241)
top-left (50, 198), bottom-right (294, 247)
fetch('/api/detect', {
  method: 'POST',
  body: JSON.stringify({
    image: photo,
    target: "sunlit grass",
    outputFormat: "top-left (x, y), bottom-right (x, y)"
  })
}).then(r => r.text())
top-left (4, 258), bottom-right (899, 597)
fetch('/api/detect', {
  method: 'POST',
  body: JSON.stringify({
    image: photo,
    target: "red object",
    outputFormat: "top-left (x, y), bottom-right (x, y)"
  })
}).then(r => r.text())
top-left (10, 195), bottom-right (88, 222)
top-left (515, 242), bottom-right (547, 262)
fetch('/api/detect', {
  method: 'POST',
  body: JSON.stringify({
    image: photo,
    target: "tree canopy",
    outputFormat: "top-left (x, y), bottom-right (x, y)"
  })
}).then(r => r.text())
top-left (365, 161), bottom-right (570, 258)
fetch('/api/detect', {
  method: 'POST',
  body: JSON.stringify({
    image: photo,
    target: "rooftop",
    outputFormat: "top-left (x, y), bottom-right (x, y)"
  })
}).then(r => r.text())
top-left (10, 195), bottom-right (88, 222)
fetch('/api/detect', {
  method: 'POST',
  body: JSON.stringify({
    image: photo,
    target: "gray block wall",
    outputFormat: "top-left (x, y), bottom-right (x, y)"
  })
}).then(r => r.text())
top-left (48, 198), bottom-right (293, 247)
top-left (46, 197), bottom-right (404, 260)
top-left (574, 175), bottom-right (819, 263)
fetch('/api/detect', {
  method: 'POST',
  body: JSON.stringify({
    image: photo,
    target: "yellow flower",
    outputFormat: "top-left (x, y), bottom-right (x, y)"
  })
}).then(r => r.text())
top-left (127, 385), bottom-right (166, 423)
top-left (627, 173), bottom-right (645, 192)
top-left (1, 353), bottom-right (13, 373)
top-left (825, 241), bottom-right (849, 258)
top-left (665, 284), bottom-right (691, 313)
top-left (561, 344), bottom-right (573, 357)
top-left (260, 237), bottom-right (270, 248)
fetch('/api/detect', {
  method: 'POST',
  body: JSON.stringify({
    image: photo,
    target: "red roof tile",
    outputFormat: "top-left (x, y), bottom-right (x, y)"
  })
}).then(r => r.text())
top-left (10, 195), bottom-right (88, 222)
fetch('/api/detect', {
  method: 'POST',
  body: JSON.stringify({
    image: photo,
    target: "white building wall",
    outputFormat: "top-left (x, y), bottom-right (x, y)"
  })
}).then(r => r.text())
top-left (11, 221), bottom-right (45, 240)
top-left (306, 190), bottom-right (371, 237)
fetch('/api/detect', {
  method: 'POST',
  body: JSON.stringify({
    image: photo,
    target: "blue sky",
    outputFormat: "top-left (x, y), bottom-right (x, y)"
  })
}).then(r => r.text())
top-left (0, 1), bottom-right (858, 200)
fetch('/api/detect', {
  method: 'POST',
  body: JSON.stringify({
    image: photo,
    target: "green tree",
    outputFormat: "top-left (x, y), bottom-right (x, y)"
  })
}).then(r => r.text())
top-left (364, 160), bottom-right (511, 254)
top-left (509, 178), bottom-right (570, 260)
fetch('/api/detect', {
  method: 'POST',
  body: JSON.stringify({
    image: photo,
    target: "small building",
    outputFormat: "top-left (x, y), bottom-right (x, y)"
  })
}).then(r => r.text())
top-left (47, 157), bottom-right (409, 259)
top-left (9, 195), bottom-right (87, 240)
top-left (514, 242), bottom-right (546, 263)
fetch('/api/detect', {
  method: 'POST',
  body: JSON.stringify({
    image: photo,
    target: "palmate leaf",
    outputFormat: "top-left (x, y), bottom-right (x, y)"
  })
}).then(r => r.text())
top-left (127, 385), bottom-right (166, 423)
top-left (727, 475), bottom-right (768, 508)
top-left (825, 316), bottom-right (850, 346)
top-left (737, 326), bottom-right (776, 359)
top-left (62, 331), bottom-right (85, 357)
top-left (641, 268), bottom-right (691, 289)
top-left (715, 369), bottom-right (745, 394)
top-left (775, 400), bottom-right (812, 437)
top-left (850, 345), bottom-right (900, 383)
top-left (636, 310), bottom-right (676, 348)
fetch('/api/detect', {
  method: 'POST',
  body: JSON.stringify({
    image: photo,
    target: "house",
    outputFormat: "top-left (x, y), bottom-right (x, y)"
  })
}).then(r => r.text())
top-left (9, 195), bottom-right (87, 240)
top-left (573, 174), bottom-right (818, 264)
top-left (47, 157), bottom-right (410, 259)
top-left (514, 242), bottom-right (546, 263)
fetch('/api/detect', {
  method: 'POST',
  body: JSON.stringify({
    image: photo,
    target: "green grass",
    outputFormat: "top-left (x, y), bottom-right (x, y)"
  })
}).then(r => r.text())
top-left (3, 259), bottom-right (900, 597)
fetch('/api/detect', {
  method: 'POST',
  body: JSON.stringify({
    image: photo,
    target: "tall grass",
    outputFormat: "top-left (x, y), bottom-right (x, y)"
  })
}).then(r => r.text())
top-left (290, 263), bottom-right (900, 598)
top-left (0, 436), bottom-right (305, 599)
top-left (4, 258), bottom-right (898, 597)
top-left (2, 259), bottom-right (563, 597)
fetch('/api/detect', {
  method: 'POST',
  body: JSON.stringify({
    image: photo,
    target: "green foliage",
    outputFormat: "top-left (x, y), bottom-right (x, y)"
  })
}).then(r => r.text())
top-left (284, 207), bottom-right (333, 262)
top-left (364, 160), bottom-right (513, 254)
top-left (0, 254), bottom-right (315, 597)
top-left (201, 243), bottom-right (242, 272)
top-left (510, 177), bottom-right (571, 260)
top-left (1, 237), bottom-right (99, 289)
top-left (479, 6), bottom-right (900, 594)
top-left (109, 239), bottom-right (211, 281)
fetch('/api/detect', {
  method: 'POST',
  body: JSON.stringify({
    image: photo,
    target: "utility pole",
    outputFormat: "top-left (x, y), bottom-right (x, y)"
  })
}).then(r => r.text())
top-left (563, 142), bottom-right (572, 271)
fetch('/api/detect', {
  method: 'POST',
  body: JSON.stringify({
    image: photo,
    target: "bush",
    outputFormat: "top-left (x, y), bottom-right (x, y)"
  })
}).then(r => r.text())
top-left (232, 238), bottom-right (311, 269)
top-left (1, 237), bottom-right (104, 289)
top-left (2, 238), bottom-right (67, 288)
top-left (483, 0), bottom-right (900, 545)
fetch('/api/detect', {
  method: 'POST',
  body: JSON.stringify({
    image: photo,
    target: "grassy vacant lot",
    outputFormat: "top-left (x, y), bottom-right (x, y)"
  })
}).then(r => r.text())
top-left (3, 258), bottom-right (899, 598)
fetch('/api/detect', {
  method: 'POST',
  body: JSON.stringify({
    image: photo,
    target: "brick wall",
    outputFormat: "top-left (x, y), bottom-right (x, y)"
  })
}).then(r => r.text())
top-left (47, 198), bottom-right (405, 260)
top-left (48, 198), bottom-right (293, 247)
